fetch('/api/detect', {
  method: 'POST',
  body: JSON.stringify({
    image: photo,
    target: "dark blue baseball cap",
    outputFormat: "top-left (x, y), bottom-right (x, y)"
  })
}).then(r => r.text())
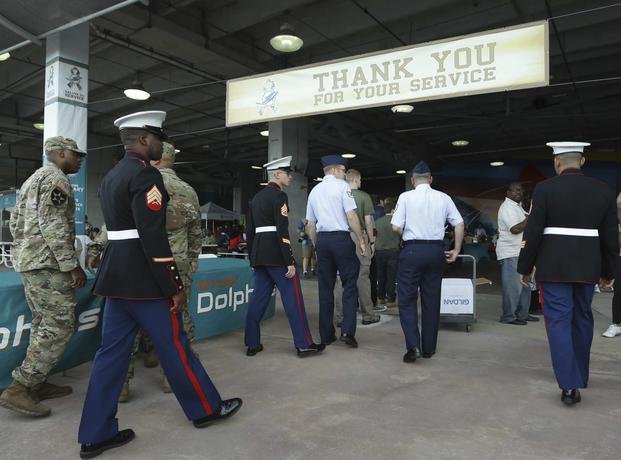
top-left (321, 154), bottom-right (347, 167)
top-left (412, 160), bottom-right (431, 175)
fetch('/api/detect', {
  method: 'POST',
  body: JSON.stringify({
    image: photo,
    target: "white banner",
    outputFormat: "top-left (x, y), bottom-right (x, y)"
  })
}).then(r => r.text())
top-left (45, 59), bottom-right (88, 106)
top-left (226, 21), bottom-right (548, 127)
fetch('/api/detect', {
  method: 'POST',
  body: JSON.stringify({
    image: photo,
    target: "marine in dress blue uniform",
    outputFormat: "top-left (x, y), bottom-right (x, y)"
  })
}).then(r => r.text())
top-left (305, 155), bottom-right (367, 348)
top-left (78, 111), bottom-right (241, 459)
top-left (391, 161), bottom-right (465, 363)
top-left (517, 141), bottom-right (618, 405)
top-left (245, 156), bottom-right (324, 357)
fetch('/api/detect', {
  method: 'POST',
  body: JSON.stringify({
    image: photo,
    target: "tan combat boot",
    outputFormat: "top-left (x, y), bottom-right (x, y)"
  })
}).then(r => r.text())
top-left (118, 382), bottom-right (130, 403)
top-left (31, 381), bottom-right (73, 402)
top-left (162, 376), bottom-right (172, 394)
top-left (143, 348), bottom-right (159, 368)
top-left (0, 381), bottom-right (51, 417)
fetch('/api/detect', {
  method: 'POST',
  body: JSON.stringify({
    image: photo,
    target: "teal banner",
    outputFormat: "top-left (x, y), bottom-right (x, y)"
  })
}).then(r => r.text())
top-left (0, 257), bottom-right (273, 389)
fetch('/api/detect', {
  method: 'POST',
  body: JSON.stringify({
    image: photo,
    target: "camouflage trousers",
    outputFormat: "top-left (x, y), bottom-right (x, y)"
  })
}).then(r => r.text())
top-left (125, 271), bottom-right (195, 382)
top-left (13, 268), bottom-right (75, 388)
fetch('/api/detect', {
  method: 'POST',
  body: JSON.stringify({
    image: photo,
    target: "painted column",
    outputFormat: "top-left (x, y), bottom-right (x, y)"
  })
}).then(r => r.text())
top-left (43, 23), bottom-right (89, 238)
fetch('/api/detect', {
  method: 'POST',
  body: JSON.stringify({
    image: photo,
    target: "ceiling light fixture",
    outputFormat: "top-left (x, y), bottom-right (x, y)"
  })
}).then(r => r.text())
top-left (260, 130), bottom-right (269, 137)
top-left (33, 122), bottom-right (44, 130)
top-left (342, 153), bottom-right (356, 159)
top-left (124, 74), bottom-right (150, 100)
top-left (0, 52), bottom-right (10, 62)
top-left (270, 23), bottom-right (304, 53)
top-left (259, 182), bottom-right (268, 186)
top-left (451, 139), bottom-right (469, 147)
top-left (174, 149), bottom-right (180, 154)
top-left (391, 104), bottom-right (414, 113)
top-left (490, 161), bottom-right (504, 167)
top-left (396, 170), bottom-right (406, 175)
top-left (314, 177), bottom-right (323, 182)
top-left (251, 165), bottom-right (263, 170)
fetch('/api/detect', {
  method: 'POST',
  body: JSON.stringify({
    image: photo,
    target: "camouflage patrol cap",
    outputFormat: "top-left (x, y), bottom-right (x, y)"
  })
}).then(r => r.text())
top-left (162, 142), bottom-right (177, 161)
top-left (44, 136), bottom-right (87, 157)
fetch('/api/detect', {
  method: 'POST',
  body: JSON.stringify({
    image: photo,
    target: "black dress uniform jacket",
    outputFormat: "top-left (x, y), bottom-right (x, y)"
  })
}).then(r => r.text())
top-left (518, 168), bottom-right (618, 283)
top-left (93, 151), bottom-right (183, 299)
top-left (246, 182), bottom-right (295, 267)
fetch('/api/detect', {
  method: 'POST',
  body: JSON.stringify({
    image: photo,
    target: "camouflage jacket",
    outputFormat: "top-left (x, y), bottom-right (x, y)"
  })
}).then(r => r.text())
top-left (160, 168), bottom-right (202, 271)
top-left (9, 163), bottom-right (78, 273)
top-left (86, 224), bottom-right (108, 260)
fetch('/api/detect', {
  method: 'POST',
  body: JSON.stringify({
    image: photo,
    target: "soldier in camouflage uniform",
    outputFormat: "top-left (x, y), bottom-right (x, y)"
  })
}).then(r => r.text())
top-left (0, 136), bottom-right (87, 417)
top-left (87, 142), bottom-right (202, 399)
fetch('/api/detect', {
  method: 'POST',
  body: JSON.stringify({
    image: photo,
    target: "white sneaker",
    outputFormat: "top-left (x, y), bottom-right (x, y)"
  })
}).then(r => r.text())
top-left (602, 323), bottom-right (621, 338)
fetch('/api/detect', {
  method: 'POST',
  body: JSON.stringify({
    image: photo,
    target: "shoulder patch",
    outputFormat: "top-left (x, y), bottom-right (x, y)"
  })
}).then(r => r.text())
top-left (346, 190), bottom-right (353, 198)
top-left (55, 179), bottom-right (71, 194)
top-left (146, 185), bottom-right (163, 211)
top-left (280, 203), bottom-right (288, 217)
top-left (50, 187), bottom-right (68, 206)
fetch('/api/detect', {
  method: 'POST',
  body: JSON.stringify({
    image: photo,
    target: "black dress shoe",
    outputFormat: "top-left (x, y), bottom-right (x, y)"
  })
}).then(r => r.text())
top-left (403, 349), bottom-right (417, 363)
top-left (193, 398), bottom-right (243, 428)
top-left (339, 335), bottom-right (358, 348)
top-left (80, 429), bottom-right (135, 458)
top-left (524, 315), bottom-right (540, 322)
top-left (361, 317), bottom-right (380, 325)
top-left (505, 319), bottom-right (527, 325)
top-left (246, 344), bottom-right (264, 356)
top-left (296, 343), bottom-right (326, 357)
top-left (421, 351), bottom-right (435, 359)
top-left (561, 389), bottom-right (581, 405)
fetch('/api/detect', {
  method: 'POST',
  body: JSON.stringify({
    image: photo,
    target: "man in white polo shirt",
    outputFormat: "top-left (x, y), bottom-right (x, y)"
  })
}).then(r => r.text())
top-left (497, 182), bottom-right (538, 325)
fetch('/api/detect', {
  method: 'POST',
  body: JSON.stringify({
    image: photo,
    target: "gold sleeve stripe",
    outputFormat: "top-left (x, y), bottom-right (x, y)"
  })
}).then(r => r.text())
top-left (153, 257), bottom-right (175, 262)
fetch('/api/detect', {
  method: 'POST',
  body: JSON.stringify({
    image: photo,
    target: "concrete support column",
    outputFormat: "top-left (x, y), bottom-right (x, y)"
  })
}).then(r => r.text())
top-left (268, 119), bottom-right (308, 265)
top-left (43, 23), bottom-right (89, 237)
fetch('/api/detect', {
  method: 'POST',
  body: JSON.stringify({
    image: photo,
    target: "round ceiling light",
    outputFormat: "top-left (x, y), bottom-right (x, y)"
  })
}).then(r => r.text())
top-left (451, 139), bottom-right (469, 147)
top-left (260, 130), bottom-right (269, 137)
top-left (251, 165), bottom-right (263, 170)
top-left (0, 52), bottom-right (11, 62)
top-left (396, 169), bottom-right (407, 175)
top-left (314, 177), bottom-right (323, 182)
top-left (124, 76), bottom-right (150, 100)
top-left (341, 153), bottom-right (356, 159)
top-left (391, 104), bottom-right (414, 113)
top-left (174, 149), bottom-right (180, 154)
top-left (270, 23), bottom-right (303, 53)
top-left (490, 161), bottom-right (505, 167)
top-left (33, 122), bottom-right (44, 130)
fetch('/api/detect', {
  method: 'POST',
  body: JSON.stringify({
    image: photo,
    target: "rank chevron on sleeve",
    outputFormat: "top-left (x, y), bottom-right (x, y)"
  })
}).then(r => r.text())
top-left (146, 185), bottom-right (163, 211)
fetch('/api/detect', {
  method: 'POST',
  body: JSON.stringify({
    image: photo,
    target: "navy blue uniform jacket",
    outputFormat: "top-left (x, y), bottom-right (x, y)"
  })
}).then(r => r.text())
top-left (93, 151), bottom-right (183, 299)
top-left (246, 182), bottom-right (295, 267)
top-left (517, 168), bottom-right (618, 283)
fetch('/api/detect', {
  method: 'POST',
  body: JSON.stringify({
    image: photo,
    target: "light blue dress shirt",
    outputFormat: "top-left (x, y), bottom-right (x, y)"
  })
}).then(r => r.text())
top-left (306, 175), bottom-right (357, 232)
top-left (391, 183), bottom-right (463, 240)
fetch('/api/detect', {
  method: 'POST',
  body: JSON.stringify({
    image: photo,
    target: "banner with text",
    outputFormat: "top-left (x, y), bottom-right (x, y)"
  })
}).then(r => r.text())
top-left (226, 21), bottom-right (548, 127)
top-left (0, 259), bottom-right (274, 388)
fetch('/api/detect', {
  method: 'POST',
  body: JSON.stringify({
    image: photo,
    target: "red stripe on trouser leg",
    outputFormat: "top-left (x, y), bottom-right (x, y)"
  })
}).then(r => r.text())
top-left (293, 275), bottom-right (313, 346)
top-left (170, 312), bottom-right (213, 415)
top-left (539, 285), bottom-right (548, 330)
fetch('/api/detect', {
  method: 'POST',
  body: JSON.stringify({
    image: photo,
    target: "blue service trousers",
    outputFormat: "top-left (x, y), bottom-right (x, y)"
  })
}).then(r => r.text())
top-left (78, 298), bottom-right (222, 444)
top-left (245, 266), bottom-right (315, 349)
top-left (397, 242), bottom-right (446, 353)
top-left (316, 232), bottom-right (360, 342)
top-left (540, 282), bottom-right (595, 391)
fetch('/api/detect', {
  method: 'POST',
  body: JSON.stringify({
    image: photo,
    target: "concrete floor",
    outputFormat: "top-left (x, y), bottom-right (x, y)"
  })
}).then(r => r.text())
top-left (1, 277), bottom-right (620, 460)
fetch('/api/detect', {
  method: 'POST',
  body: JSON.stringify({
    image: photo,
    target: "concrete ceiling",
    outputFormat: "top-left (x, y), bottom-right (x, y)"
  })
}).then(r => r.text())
top-left (1, 0), bottom-right (620, 191)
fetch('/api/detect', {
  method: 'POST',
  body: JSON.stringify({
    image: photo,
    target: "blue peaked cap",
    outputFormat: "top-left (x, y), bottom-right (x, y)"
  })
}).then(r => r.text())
top-left (412, 161), bottom-right (431, 175)
top-left (321, 155), bottom-right (347, 167)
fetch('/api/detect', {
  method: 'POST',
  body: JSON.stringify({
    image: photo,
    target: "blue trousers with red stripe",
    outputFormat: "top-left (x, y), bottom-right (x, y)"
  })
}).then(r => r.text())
top-left (245, 266), bottom-right (314, 349)
top-left (540, 282), bottom-right (595, 391)
top-left (78, 298), bottom-right (222, 444)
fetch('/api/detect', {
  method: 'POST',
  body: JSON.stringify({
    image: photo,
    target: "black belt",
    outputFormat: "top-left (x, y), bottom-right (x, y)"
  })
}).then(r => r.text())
top-left (403, 239), bottom-right (444, 245)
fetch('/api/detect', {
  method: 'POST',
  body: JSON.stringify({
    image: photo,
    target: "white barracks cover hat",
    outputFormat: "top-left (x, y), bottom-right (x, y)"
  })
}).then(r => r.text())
top-left (114, 110), bottom-right (168, 139)
top-left (546, 141), bottom-right (590, 155)
top-left (263, 155), bottom-right (293, 171)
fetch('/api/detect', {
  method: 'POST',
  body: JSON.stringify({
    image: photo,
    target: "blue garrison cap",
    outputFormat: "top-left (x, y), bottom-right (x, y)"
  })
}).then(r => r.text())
top-left (412, 161), bottom-right (430, 175)
top-left (321, 155), bottom-right (347, 167)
